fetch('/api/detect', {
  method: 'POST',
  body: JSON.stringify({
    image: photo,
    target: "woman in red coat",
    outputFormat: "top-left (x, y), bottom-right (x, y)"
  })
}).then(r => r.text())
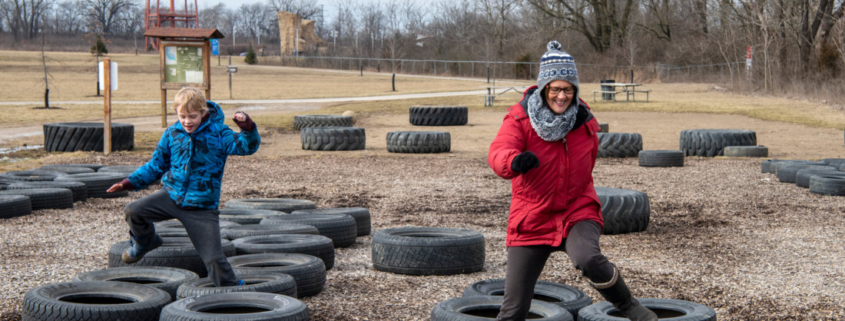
top-left (487, 41), bottom-right (657, 321)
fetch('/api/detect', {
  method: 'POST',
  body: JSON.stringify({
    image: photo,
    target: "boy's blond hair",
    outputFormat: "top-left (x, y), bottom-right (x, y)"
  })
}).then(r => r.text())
top-left (173, 87), bottom-right (208, 114)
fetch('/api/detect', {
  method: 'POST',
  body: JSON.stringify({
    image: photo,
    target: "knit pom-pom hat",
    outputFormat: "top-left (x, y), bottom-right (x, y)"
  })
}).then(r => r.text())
top-left (537, 41), bottom-right (579, 102)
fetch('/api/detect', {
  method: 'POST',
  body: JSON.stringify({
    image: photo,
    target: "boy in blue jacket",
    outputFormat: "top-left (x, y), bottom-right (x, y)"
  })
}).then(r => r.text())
top-left (107, 87), bottom-right (260, 287)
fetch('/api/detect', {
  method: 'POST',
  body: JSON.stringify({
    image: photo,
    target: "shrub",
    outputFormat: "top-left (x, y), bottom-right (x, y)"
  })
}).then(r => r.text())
top-left (245, 43), bottom-right (257, 64)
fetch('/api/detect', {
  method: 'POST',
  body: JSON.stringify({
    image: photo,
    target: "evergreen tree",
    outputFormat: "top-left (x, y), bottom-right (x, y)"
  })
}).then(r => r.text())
top-left (90, 35), bottom-right (108, 55)
top-left (245, 42), bottom-right (257, 64)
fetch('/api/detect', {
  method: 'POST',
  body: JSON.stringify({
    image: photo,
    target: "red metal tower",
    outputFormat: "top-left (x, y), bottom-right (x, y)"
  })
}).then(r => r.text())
top-left (144, 0), bottom-right (200, 50)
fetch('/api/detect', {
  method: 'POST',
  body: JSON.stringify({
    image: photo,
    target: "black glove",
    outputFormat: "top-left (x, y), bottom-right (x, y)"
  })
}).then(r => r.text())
top-left (511, 151), bottom-right (539, 174)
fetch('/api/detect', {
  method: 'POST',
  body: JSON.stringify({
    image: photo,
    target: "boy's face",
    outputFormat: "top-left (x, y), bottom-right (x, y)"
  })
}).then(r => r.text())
top-left (177, 106), bottom-right (206, 133)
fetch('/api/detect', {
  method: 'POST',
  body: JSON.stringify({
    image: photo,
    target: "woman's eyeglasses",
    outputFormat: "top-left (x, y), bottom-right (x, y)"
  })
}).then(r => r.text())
top-left (546, 85), bottom-right (575, 95)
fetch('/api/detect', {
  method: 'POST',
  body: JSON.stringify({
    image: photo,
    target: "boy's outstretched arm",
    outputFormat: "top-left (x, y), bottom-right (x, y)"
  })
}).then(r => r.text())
top-left (107, 131), bottom-right (172, 193)
top-left (224, 111), bottom-right (260, 155)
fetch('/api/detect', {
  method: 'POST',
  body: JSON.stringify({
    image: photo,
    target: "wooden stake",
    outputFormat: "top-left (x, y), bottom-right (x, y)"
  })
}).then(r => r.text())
top-left (103, 57), bottom-right (112, 155)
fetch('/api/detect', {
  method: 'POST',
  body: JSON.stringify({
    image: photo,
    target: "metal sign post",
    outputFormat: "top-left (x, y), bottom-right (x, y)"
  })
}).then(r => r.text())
top-left (227, 66), bottom-right (238, 99)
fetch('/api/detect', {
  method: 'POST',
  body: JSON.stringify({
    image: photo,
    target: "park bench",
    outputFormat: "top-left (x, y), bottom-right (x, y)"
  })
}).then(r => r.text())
top-left (592, 90), bottom-right (620, 102)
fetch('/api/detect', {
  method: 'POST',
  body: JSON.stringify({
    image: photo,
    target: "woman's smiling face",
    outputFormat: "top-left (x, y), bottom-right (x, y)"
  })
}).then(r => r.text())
top-left (544, 80), bottom-right (575, 115)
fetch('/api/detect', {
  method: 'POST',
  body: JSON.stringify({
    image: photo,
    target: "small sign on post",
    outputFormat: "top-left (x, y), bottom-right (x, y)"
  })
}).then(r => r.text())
top-left (746, 46), bottom-right (753, 77)
top-left (98, 59), bottom-right (118, 154)
top-left (227, 65), bottom-right (238, 99)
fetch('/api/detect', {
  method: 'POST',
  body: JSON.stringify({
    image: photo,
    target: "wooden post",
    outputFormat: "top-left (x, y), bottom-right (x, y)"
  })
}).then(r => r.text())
top-left (161, 89), bottom-right (167, 128)
top-left (205, 41), bottom-right (211, 100)
top-left (103, 57), bottom-right (112, 155)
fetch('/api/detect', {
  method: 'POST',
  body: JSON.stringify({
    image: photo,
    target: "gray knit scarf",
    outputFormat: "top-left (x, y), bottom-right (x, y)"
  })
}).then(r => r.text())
top-left (527, 89), bottom-right (578, 142)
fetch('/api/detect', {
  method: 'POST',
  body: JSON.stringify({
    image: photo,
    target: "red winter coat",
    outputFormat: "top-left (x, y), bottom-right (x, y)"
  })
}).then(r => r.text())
top-left (488, 86), bottom-right (603, 247)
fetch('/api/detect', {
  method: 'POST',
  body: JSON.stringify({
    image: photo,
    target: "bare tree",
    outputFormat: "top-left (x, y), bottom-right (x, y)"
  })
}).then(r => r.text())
top-left (84, 0), bottom-right (134, 34)
top-left (528, 0), bottom-right (636, 53)
top-left (54, 0), bottom-right (85, 34)
top-left (267, 0), bottom-right (319, 19)
top-left (1, 0), bottom-right (53, 40)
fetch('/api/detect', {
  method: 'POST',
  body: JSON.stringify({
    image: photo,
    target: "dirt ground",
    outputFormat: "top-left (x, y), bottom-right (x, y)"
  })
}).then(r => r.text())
top-left (1, 107), bottom-right (845, 320)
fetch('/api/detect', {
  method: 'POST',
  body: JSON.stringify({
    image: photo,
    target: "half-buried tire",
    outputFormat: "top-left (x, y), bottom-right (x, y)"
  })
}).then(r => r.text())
top-left (260, 213), bottom-right (357, 248)
top-left (108, 237), bottom-right (236, 277)
top-left (232, 234), bottom-right (335, 270)
top-left (372, 227), bottom-right (485, 276)
top-left (0, 195), bottom-right (32, 218)
top-left (225, 198), bottom-right (316, 212)
top-left (55, 172), bottom-right (126, 198)
top-left (222, 224), bottom-right (319, 240)
top-left (7, 181), bottom-right (87, 202)
top-left (73, 266), bottom-right (199, 301)
top-left (431, 296), bottom-right (572, 321)
top-left (175, 272), bottom-right (297, 299)
top-left (463, 279), bottom-right (592, 317)
top-left (637, 150), bottom-right (683, 167)
top-left (22, 281), bottom-right (169, 321)
top-left (577, 298), bottom-right (715, 321)
top-left (595, 187), bottom-right (650, 235)
top-left (43, 122), bottom-right (134, 152)
top-left (386, 131), bottom-right (451, 153)
top-left (0, 188), bottom-right (73, 210)
top-left (160, 292), bottom-right (308, 321)
top-left (724, 145), bottom-right (768, 157)
top-left (230, 253), bottom-right (327, 298)
top-left (290, 207), bottom-right (372, 236)
top-left (809, 174), bottom-right (845, 196)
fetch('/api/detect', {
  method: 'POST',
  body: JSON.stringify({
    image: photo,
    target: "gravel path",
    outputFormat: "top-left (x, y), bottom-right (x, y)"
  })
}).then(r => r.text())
top-left (1, 153), bottom-right (843, 320)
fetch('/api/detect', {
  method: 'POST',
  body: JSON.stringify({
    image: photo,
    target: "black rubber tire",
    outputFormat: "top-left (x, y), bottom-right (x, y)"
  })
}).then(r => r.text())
top-left (160, 292), bottom-right (308, 321)
top-left (97, 165), bottom-right (141, 176)
top-left (108, 237), bottom-right (236, 277)
top-left (372, 226), bottom-right (485, 276)
top-left (577, 298), bottom-right (716, 321)
top-left (55, 172), bottom-right (127, 198)
top-left (176, 272), bottom-right (297, 300)
top-left (73, 266), bottom-right (199, 301)
top-left (761, 159), bottom-right (788, 174)
top-left (43, 122), bottom-right (134, 152)
top-left (222, 224), bottom-right (319, 240)
top-left (34, 165), bottom-right (95, 174)
top-left (809, 173), bottom-right (845, 196)
top-left (0, 170), bottom-right (66, 181)
top-left (595, 187), bottom-right (650, 235)
top-left (218, 208), bottom-right (286, 225)
top-left (233, 234), bottom-right (335, 270)
top-left (431, 296), bottom-right (572, 321)
top-left (409, 106), bottom-right (468, 126)
top-left (462, 279), bottom-right (592, 317)
top-left (154, 219), bottom-right (240, 230)
top-left (679, 129), bottom-right (756, 157)
top-left (776, 165), bottom-right (837, 183)
top-left (260, 213), bottom-right (357, 248)
top-left (0, 195), bottom-right (32, 218)
top-left (22, 281), bottom-right (170, 321)
top-left (771, 160), bottom-right (827, 175)
top-left (386, 131), bottom-right (451, 153)
top-left (796, 169), bottom-right (845, 188)
top-left (723, 145), bottom-right (768, 157)
top-left (637, 150), bottom-right (684, 167)
top-left (597, 133), bottom-right (642, 158)
top-left (300, 127), bottom-right (366, 151)
top-left (230, 253), bottom-right (327, 298)
top-left (156, 227), bottom-right (190, 237)
top-left (821, 158), bottom-right (845, 167)
top-left (291, 207), bottom-right (372, 236)
top-left (39, 163), bottom-right (106, 171)
top-left (0, 188), bottom-right (74, 210)
top-left (225, 198), bottom-right (317, 212)
top-left (7, 181), bottom-right (88, 202)
top-left (293, 115), bottom-right (354, 130)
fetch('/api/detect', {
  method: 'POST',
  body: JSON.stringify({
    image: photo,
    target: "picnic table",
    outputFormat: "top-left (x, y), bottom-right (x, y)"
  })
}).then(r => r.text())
top-left (479, 85), bottom-right (526, 107)
top-left (592, 83), bottom-right (650, 102)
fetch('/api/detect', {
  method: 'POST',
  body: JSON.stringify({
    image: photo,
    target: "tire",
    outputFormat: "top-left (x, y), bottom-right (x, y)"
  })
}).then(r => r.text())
top-left (597, 133), bottom-right (642, 158)
top-left (219, 208), bottom-right (286, 225)
top-left (0, 170), bottom-right (66, 181)
top-left (386, 131), bottom-right (451, 153)
top-left (229, 253), bottom-right (327, 298)
top-left (776, 165), bottom-right (837, 183)
top-left (723, 145), bottom-right (768, 157)
top-left (462, 279), bottom-right (592, 317)
top-left (599, 122), bottom-right (609, 133)
top-left (260, 213), bottom-right (357, 248)
top-left (0, 188), bottom-right (74, 210)
top-left (760, 159), bottom-right (788, 174)
top-left (222, 224), bottom-right (319, 240)
top-left (291, 207), bottom-right (371, 236)
top-left (595, 187), bottom-right (650, 235)
top-left (431, 296), bottom-right (572, 321)
top-left (108, 237), bottom-right (237, 277)
top-left (225, 198), bottom-right (317, 212)
top-left (55, 172), bottom-right (127, 198)
top-left (809, 174), bottom-right (845, 196)
top-left (98, 165), bottom-right (141, 176)
top-left (0, 195), bottom-right (32, 218)
top-left (637, 150), bottom-right (684, 167)
top-left (300, 127), bottom-right (366, 151)
top-left (795, 169), bottom-right (845, 188)
top-left (22, 281), bottom-right (169, 321)
top-left (176, 272), bottom-right (297, 299)
top-left (232, 234), bottom-right (335, 270)
top-left (577, 298), bottom-right (716, 321)
top-left (679, 129), bottom-right (756, 157)
top-left (73, 266), bottom-right (199, 301)
top-left (409, 106), bottom-right (468, 126)
top-left (154, 220), bottom-right (240, 230)
top-left (771, 160), bottom-right (827, 175)
top-left (8, 181), bottom-right (88, 202)
top-left (293, 115), bottom-right (354, 130)
top-left (43, 122), bottom-right (134, 152)
top-left (160, 292), bottom-right (308, 321)
top-left (821, 158), bottom-right (845, 167)
top-left (35, 165), bottom-right (95, 174)
top-left (156, 227), bottom-right (189, 237)
top-left (372, 226), bottom-right (485, 276)
top-left (39, 163), bottom-right (106, 171)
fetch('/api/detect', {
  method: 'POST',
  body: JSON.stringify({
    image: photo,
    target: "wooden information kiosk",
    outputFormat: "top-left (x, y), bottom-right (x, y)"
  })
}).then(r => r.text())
top-left (143, 27), bottom-right (224, 127)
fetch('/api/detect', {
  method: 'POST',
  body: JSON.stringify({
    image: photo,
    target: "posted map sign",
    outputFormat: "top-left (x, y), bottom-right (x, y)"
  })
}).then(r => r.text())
top-left (211, 39), bottom-right (219, 56)
top-left (165, 46), bottom-right (203, 83)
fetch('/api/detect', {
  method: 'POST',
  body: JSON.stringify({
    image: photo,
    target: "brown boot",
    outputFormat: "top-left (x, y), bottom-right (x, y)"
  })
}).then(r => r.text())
top-left (590, 267), bottom-right (658, 321)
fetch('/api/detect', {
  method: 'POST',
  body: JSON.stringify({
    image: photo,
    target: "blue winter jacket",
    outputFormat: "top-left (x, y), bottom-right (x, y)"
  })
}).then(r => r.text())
top-left (127, 101), bottom-right (260, 209)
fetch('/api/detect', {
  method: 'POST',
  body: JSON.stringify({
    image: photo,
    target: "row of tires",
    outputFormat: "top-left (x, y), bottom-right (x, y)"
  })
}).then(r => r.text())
top-left (300, 127), bottom-right (454, 153)
top-left (293, 107), bottom-right (469, 129)
top-left (597, 129), bottom-right (761, 158)
top-left (0, 164), bottom-right (141, 218)
top-left (762, 158), bottom-right (845, 195)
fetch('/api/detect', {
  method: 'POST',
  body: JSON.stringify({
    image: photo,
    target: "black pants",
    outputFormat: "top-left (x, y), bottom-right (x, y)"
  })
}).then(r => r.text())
top-left (497, 220), bottom-right (615, 321)
top-left (124, 189), bottom-right (238, 287)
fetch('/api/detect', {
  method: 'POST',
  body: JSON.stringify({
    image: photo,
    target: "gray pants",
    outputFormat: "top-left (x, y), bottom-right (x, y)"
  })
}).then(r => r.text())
top-left (497, 220), bottom-right (615, 321)
top-left (124, 189), bottom-right (238, 287)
